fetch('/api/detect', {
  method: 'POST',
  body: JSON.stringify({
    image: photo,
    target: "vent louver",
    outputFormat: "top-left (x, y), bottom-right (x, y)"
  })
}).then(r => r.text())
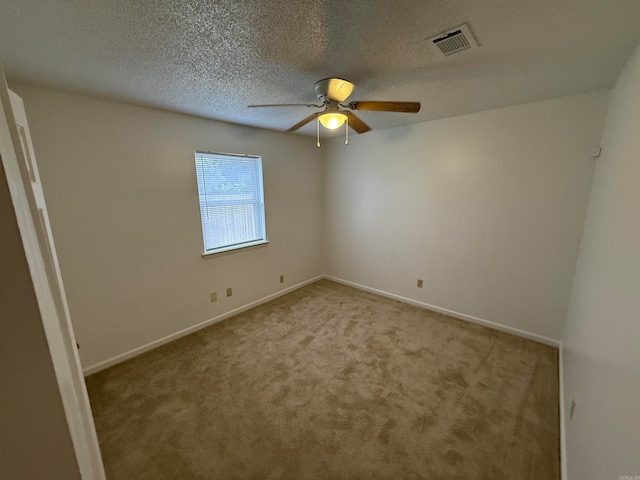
top-left (427, 24), bottom-right (478, 57)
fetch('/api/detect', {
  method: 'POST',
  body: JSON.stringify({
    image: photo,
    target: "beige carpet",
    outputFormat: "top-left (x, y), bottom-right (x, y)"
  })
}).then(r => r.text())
top-left (86, 279), bottom-right (559, 479)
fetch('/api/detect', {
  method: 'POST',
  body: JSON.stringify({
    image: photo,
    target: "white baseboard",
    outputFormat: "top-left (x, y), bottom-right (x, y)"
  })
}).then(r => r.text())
top-left (84, 272), bottom-right (560, 372)
top-left (82, 275), bottom-right (324, 376)
top-left (559, 343), bottom-right (568, 480)
top-left (323, 275), bottom-right (561, 348)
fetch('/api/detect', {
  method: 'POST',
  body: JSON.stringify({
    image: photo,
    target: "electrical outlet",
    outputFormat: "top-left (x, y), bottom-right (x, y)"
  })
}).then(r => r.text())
top-left (417, 279), bottom-right (423, 288)
top-left (280, 275), bottom-right (284, 283)
top-left (226, 287), bottom-right (232, 297)
top-left (570, 398), bottom-right (576, 420)
top-left (210, 292), bottom-right (217, 302)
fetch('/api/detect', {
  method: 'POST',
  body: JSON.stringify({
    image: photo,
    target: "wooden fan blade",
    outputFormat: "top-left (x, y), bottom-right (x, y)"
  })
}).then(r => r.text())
top-left (345, 111), bottom-right (371, 134)
top-left (348, 101), bottom-right (421, 113)
top-left (248, 103), bottom-right (321, 108)
top-left (287, 113), bottom-right (320, 132)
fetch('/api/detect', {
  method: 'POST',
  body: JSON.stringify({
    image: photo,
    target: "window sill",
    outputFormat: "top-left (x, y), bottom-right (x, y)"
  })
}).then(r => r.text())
top-left (202, 240), bottom-right (269, 259)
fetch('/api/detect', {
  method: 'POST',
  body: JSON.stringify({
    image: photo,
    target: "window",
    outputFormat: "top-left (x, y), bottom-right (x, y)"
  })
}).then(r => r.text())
top-left (194, 151), bottom-right (267, 255)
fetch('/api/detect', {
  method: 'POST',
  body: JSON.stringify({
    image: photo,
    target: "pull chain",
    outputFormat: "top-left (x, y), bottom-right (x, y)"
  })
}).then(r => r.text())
top-left (345, 117), bottom-right (349, 145)
top-left (316, 117), bottom-right (320, 147)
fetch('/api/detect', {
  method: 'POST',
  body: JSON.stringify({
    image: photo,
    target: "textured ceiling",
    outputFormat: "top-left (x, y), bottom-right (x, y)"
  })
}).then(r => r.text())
top-left (1, 0), bottom-right (640, 136)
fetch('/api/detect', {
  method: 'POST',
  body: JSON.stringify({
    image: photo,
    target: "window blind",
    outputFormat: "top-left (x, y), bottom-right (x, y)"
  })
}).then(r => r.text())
top-left (195, 152), bottom-right (266, 254)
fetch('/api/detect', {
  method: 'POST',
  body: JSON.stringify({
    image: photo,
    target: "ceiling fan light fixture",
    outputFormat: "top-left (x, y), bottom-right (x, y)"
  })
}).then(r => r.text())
top-left (318, 112), bottom-right (347, 130)
top-left (316, 112), bottom-right (349, 147)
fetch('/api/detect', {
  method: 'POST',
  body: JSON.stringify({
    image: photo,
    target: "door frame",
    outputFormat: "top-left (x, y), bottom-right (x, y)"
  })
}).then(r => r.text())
top-left (0, 62), bottom-right (106, 479)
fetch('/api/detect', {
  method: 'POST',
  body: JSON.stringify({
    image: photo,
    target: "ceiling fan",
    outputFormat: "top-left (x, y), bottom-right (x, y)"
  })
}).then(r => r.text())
top-left (248, 78), bottom-right (420, 145)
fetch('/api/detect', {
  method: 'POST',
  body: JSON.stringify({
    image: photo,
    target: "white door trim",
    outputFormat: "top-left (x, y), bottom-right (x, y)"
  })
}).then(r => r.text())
top-left (0, 64), bottom-right (106, 479)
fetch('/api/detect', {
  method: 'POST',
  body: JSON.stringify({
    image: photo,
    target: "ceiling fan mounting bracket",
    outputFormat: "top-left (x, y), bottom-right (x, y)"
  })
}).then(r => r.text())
top-left (323, 100), bottom-right (344, 112)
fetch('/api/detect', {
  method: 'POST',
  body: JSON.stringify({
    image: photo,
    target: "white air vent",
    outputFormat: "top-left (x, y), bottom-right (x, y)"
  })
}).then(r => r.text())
top-left (427, 24), bottom-right (478, 57)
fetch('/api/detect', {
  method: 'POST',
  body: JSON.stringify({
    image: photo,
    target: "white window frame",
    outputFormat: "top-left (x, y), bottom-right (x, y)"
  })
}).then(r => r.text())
top-left (194, 151), bottom-right (268, 256)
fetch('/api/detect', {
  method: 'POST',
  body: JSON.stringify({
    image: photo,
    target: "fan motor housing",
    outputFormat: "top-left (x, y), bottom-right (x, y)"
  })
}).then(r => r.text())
top-left (315, 78), bottom-right (354, 103)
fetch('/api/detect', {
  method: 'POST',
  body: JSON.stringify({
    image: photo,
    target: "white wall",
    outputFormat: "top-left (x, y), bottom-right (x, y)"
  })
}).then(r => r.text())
top-left (324, 93), bottom-right (608, 341)
top-left (12, 85), bottom-right (323, 371)
top-left (562, 44), bottom-right (640, 478)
